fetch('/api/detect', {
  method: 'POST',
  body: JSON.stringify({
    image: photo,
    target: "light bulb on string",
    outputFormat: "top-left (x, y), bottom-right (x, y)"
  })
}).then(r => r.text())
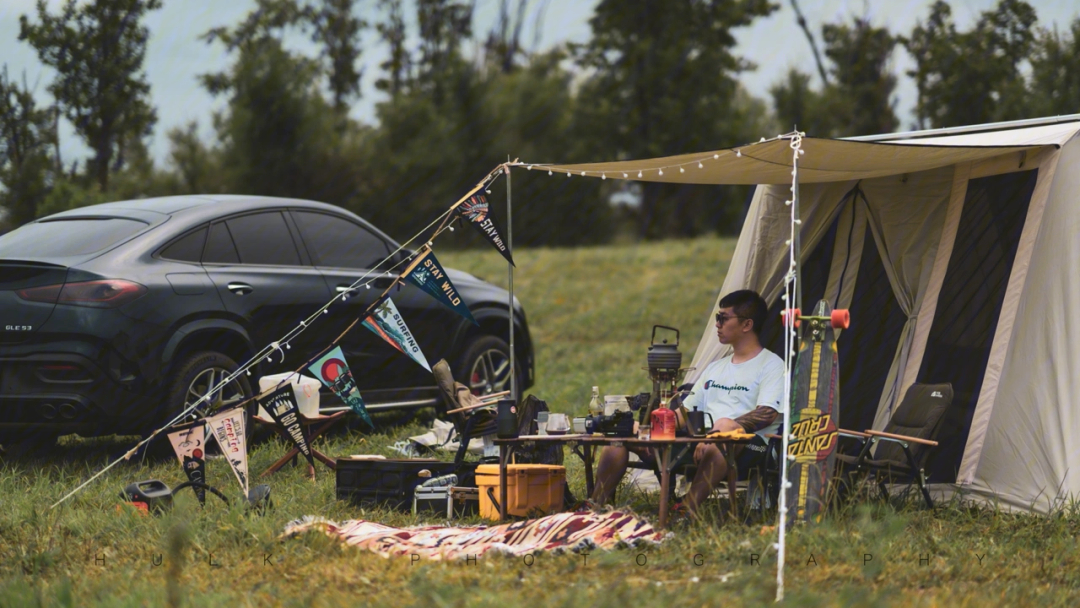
top-left (623, 173), bottom-right (628, 178)
top-left (713, 154), bottom-right (719, 159)
top-left (679, 167), bottom-right (685, 173)
top-left (637, 171), bottom-right (642, 178)
top-left (736, 150), bottom-right (742, 157)
top-left (580, 171), bottom-right (586, 176)
top-left (601, 173), bottom-right (606, 180)
top-left (698, 162), bottom-right (703, 169)
top-left (658, 168), bottom-right (664, 176)
top-left (548, 170), bottom-right (552, 176)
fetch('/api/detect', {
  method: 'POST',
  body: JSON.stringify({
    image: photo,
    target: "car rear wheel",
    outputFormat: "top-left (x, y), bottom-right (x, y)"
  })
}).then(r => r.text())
top-left (454, 335), bottom-right (524, 399)
top-left (143, 351), bottom-right (254, 459)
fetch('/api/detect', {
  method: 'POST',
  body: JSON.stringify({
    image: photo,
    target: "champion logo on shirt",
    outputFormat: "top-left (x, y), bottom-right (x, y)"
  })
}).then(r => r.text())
top-left (704, 380), bottom-right (750, 392)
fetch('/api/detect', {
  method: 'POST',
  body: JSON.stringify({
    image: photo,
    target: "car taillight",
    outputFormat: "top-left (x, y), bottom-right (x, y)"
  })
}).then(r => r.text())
top-left (17, 280), bottom-right (147, 308)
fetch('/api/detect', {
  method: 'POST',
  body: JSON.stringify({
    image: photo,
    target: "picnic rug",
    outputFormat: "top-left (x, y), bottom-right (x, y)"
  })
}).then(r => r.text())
top-left (281, 510), bottom-right (666, 560)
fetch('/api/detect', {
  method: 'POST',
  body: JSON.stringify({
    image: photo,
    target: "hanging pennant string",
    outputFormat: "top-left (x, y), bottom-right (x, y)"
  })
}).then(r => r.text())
top-left (775, 130), bottom-right (805, 602)
top-left (50, 165), bottom-right (508, 510)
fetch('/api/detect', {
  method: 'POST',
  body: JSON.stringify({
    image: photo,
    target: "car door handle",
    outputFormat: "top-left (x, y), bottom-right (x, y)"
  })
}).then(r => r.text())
top-left (227, 282), bottom-right (254, 295)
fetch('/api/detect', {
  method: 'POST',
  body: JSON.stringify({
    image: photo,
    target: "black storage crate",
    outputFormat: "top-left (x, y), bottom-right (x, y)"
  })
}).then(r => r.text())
top-left (336, 458), bottom-right (459, 511)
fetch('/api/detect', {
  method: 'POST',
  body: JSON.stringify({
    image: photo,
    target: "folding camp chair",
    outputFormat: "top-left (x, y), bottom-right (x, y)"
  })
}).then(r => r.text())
top-left (836, 382), bottom-right (953, 508)
top-left (432, 359), bottom-right (503, 476)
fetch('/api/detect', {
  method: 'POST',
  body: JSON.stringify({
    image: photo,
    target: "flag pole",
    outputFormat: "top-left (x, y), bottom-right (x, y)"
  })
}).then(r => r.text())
top-left (505, 161), bottom-right (516, 402)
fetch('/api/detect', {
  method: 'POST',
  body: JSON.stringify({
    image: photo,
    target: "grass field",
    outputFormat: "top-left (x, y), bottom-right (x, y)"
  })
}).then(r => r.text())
top-left (2, 236), bottom-right (1080, 607)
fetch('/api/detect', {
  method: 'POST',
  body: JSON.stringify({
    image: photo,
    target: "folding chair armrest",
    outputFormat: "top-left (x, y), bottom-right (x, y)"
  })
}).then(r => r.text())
top-left (839, 428), bottom-right (871, 438)
top-left (864, 429), bottom-right (938, 447)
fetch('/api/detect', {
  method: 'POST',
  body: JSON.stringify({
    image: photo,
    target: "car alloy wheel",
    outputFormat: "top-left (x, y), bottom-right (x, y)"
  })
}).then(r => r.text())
top-left (183, 366), bottom-right (250, 420)
top-left (457, 335), bottom-right (515, 397)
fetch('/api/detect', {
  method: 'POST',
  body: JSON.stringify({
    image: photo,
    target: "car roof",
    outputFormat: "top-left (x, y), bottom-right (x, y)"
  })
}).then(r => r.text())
top-left (47, 195), bottom-right (347, 219)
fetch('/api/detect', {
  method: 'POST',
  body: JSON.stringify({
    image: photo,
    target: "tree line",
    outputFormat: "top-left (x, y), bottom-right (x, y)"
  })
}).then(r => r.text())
top-left (1, 0), bottom-right (1078, 246)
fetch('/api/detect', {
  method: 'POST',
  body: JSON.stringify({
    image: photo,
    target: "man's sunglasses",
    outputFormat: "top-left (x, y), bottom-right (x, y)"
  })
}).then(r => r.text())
top-left (715, 313), bottom-right (748, 324)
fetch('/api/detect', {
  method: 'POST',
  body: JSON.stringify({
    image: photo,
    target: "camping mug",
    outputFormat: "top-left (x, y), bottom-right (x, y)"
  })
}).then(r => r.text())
top-left (496, 400), bottom-right (519, 439)
top-left (686, 409), bottom-right (714, 437)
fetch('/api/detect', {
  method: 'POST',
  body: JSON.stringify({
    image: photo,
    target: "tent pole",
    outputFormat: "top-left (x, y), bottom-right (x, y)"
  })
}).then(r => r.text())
top-left (506, 162), bottom-right (516, 402)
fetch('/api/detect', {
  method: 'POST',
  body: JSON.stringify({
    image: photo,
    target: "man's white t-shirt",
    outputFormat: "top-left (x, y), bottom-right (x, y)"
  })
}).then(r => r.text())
top-left (682, 348), bottom-right (785, 437)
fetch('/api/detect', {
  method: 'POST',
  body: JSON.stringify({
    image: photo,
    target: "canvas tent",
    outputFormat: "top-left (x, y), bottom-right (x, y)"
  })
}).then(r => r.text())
top-left (521, 115), bottom-right (1080, 513)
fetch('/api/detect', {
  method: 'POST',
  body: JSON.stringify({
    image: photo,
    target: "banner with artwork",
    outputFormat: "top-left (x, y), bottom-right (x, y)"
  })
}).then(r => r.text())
top-left (457, 193), bottom-right (514, 266)
top-left (403, 248), bottom-right (477, 325)
top-left (257, 385), bottom-right (316, 468)
top-left (205, 407), bottom-right (250, 496)
top-left (362, 298), bottom-right (431, 372)
top-left (308, 346), bottom-right (374, 428)
top-left (167, 420), bottom-right (207, 505)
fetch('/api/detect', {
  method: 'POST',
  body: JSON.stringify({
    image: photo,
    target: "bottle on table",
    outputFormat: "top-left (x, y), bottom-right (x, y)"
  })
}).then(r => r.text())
top-left (650, 397), bottom-right (676, 441)
top-left (588, 386), bottom-right (602, 417)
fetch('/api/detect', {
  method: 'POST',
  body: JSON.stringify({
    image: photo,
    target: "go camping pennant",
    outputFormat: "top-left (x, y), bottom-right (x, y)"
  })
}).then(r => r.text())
top-left (205, 406), bottom-right (249, 496)
top-left (308, 346), bottom-right (374, 429)
top-left (458, 193), bottom-right (514, 266)
top-left (257, 385), bottom-right (316, 468)
top-left (403, 248), bottom-right (477, 325)
top-left (362, 298), bottom-right (431, 372)
top-left (166, 420), bottom-right (207, 505)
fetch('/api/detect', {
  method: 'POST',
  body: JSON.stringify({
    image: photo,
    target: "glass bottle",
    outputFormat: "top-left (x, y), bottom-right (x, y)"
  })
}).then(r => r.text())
top-left (650, 391), bottom-right (676, 441)
top-left (588, 386), bottom-right (602, 417)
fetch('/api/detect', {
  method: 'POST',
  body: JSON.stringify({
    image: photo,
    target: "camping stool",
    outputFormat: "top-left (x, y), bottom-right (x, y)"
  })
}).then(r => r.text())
top-left (252, 410), bottom-right (347, 478)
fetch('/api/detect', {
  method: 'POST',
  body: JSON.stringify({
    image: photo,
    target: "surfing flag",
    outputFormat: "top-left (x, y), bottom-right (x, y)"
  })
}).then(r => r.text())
top-left (166, 420), bottom-right (207, 505)
top-left (403, 248), bottom-right (477, 325)
top-left (308, 346), bottom-right (374, 429)
top-left (457, 193), bottom-right (514, 266)
top-left (257, 385), bottom-right (316, 468)
top-left (205, 407), bottom-right (249, 496)
top-left (362, 298), bottom-right (431, 372)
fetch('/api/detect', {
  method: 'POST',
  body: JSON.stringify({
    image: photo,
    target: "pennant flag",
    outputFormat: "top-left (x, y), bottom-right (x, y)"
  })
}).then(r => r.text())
top-left (257, 385), bottom-right (316, 468)
top-left (167, 420), bottom-right (207, 505)
top-left (205, 407), bottom-right (250, 496)
top-left (457, 193), bottom-right (514, 266)
top-left (308, 346), bottom-right (374, 429)
top-left (362, 298), bottom-right (431, 372)
top-left (404, 249), bottom-right (477, 325)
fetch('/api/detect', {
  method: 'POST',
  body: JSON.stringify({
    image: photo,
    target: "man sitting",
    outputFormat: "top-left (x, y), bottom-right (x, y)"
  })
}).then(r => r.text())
top-left (591, 289), bottom-right (784, 514)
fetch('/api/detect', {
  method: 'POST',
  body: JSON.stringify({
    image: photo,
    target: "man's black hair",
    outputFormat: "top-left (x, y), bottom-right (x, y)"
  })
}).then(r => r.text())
top-left (718, 290), bottom-right (768, 335)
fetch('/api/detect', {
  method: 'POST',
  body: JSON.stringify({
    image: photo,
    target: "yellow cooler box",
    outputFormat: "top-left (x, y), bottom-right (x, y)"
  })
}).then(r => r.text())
top-left (476, 464), bottom-right (565, 520)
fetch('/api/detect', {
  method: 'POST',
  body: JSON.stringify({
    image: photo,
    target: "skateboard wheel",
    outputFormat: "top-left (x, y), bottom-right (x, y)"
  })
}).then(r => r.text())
top-left (831, 309), bottom-right (850, 329)
top-left (781, 308), bottom-right (801, 328)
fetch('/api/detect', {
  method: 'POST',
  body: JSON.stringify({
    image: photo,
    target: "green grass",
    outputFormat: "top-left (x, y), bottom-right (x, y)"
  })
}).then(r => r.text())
top-left (2, 236), bottom-right (1080, 606)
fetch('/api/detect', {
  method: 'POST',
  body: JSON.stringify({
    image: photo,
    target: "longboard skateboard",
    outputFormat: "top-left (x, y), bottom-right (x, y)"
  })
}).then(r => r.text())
top-left (784, 299), bottom-right (849, 524)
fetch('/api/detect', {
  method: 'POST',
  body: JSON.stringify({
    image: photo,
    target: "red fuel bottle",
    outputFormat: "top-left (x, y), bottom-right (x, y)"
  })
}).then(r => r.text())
top-left (650, 402), bottom-right (676, 441)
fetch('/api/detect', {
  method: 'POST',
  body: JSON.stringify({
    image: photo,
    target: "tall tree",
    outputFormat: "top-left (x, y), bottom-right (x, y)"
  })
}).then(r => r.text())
top-left (1028, 19), bottom-right (1080, 117)
top-left (375, 0), bottom-right (411, 96)
top-left (903, 0), bottom-right (1038, 129)
top-left (309, 0), bottom-right (366, 113)
top-left (18, 0), bottom-right (161, 192)
top-left (573, 0), bottom-right (777, 238)
top-left (0, 68), bottom-right (55, 228)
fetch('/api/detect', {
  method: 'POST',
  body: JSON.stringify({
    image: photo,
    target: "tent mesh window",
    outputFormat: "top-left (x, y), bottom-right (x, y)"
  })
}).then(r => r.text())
top-left (918, 169), bottom-right (1038, 483)
top-left (837, 194), bottom-right (906, 434)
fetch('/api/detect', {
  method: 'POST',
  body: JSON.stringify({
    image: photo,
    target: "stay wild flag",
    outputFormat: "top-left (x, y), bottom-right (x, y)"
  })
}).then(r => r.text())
top-left (404, 248), bottom-right (477, 326)
top-left (458, 193), bottom-right (514, 266)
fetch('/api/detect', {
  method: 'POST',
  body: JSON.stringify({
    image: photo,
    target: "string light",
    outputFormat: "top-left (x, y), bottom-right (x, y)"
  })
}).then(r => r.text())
top-left (679, 167), bottom-right (685, 173)
top-left (637, 171), bottom-right (642, 178)
top-left (548, 170), bottom-right (552, 176)
top-left (601, 173), bottom-right (606, 180)
top-left (658, 168), bottom-right (663, 176)
top-left (623, 173), bottom-right (628, 178)
top-left (698, 162), bottom-right (703, 169)
top-left (736, 150), bottom-right (742, 157)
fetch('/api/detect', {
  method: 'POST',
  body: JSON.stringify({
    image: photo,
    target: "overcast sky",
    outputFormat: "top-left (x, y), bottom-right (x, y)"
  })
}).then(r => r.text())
top-left (1, 0), bottom-right (1078, 168)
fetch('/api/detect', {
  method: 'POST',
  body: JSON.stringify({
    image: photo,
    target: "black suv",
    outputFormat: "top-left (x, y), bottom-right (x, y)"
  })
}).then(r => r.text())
top-left (0, 195), bottom-right (533, 447)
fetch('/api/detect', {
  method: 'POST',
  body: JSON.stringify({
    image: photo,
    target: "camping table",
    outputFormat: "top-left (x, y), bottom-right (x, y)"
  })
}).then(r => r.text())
top-left (252, 411), bottom-right (347, 479)
top-left (494, 434), bottom-right (752, 529)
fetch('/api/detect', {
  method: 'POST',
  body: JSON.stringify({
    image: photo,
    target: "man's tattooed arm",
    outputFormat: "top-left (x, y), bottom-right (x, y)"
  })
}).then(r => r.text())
top-left (733, 406), bottom-right (779, 433)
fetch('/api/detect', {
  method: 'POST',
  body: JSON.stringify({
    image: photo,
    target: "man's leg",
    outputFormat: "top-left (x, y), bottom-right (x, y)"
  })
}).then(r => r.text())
top-left (591, 445), bottom-right (630, 504)
top-left (686, 444), bottom-right (729, 512)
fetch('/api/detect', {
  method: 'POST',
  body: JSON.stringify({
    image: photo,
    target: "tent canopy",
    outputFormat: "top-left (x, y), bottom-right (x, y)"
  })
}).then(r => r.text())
top-left (516, 116), bottom-right (1080, 513)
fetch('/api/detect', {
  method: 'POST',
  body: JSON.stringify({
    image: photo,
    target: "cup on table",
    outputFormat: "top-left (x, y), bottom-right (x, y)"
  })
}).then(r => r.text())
top-left (572, 417), bottom-right (587, 434)
top-left (547, 413), bottom-right (570, 435)
top-left (536, 411), bottom-right (549, 436)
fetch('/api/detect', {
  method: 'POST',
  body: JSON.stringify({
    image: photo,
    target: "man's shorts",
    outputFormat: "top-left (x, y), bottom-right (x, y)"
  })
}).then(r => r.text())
top-left (633, 434), bottom-right (771, 480)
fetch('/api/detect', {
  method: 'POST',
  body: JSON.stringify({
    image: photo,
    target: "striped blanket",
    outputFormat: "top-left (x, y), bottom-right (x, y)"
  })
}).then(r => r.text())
top-left (282, 510), bottom-right (666, 560)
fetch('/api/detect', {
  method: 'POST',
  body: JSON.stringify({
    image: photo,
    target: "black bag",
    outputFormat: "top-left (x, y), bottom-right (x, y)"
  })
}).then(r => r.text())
top-left (512, 395), bottom-right (564, 466)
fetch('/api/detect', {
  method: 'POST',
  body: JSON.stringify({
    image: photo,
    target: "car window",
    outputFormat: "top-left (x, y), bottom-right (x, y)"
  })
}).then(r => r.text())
top-left (291, 211), bottom-right (390, 269)
top-left (203, 222), bottom-right (240, 264)
top-left (159, 226), bottom-right (207, 262)
top-left (0, 218), bottom-right (147, 257)
top-left (225, 212), bottom-right (302, 266)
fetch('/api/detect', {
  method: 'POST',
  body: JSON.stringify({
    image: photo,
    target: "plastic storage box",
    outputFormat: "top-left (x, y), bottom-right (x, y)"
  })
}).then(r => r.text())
top-left (336, 458), bottom-right (458, 510)
top-left (475, 464), bottom-right (566, 520)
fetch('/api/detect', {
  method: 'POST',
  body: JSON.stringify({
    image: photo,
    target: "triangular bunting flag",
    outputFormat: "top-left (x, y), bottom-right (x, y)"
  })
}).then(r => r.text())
top-left (458, 193), bottom-right (514, 266)
top-left (404, 248), bottom-right (477, 325)
top-left (362, 298), bottom-right (431, 372)
top-left (257, 385), bottom-right (316, 468)
top-left (309, 346), bottom-right (374, 428)
top-left (166, 420), bottom-right (207, 505)
top-left (205, 407), bottom-right (249, 496)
